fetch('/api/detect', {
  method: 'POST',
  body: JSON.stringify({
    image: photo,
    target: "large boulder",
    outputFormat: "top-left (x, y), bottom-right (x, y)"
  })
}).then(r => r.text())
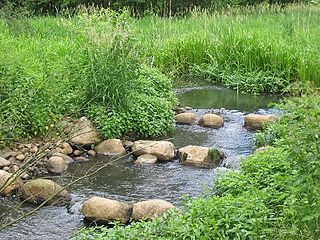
top-left (244, 114), bottom-right (278, 129)
top-left (70, 117), bottom-right (102, 145)
top-left (175, 112), bottom-right (196, 125)
top-left (20, 179), bottom-right (71, 205)
top-left (178, 145), bottom-right (224, 167)
top-left (47, 156), bottom-right (68, 173)
top-left (0, 157), bottom-right (10, 168)
top-left (132, 199), bottom-right (175, 221)
top-left (132, 140), bottom-right (175, 161)
top-left (0, 170), bottom-right (22, 196)
top-left (82, 197), bottom-right (132, 224)
top-left (134, 154), bottom-right (157, 164)
top-left (198, 114), bottom-right (224, 128)
top-left (95, 139), bottom-right (126, 156)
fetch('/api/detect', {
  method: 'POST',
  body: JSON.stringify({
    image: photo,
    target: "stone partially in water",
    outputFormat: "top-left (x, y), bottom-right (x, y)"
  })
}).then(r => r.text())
top-left (175, 112), bottom-right (196, 125)
top-left (134, 154), bottom-right (157, 164)
top-left (132, 140), bottom-right (175, 161)
top-left (82, 197), bottom-right (132, 224)
top-left (0, 170), bottom-right (22, 196)
top-left (20, 179), bottom-right (71, 205)
top-left (178, 145), bottom-right (224, 167)
top-left (132, 199), bottom-right (175, 221)
top-left (47, 156), bottom-right (68, 173)
top-left (244, 114), bottom-right (278, 129)
top-left (95, 139), bottom-right (126, 156)
top-left (53, 153), bottom-right (74, 164)
top-left (70, 117), bottom-right (102, 146)
top-left (198, 113), bottom-right (224, 129)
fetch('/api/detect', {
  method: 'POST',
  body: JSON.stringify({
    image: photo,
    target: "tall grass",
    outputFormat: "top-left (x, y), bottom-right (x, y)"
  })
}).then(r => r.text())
top-left (134, 4), bottom-right (320, 93)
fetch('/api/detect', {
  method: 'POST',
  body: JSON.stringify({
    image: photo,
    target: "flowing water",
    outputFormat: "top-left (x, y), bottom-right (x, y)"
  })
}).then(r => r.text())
top-left (0, 86), bottom-right (279, 240)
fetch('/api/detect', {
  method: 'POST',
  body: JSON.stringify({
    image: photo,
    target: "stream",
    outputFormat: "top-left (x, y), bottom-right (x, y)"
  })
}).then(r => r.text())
top-left (0, 86), bottom-right (279, 240)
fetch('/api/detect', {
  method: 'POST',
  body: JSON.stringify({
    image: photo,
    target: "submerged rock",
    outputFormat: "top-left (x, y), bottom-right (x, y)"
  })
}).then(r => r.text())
top-left (244, 114), bottom-right (278, 129)
top-left (134, 154), bottom-right (157, 164)
top-left (178, 145), bottom-right (224, 167)
top-left (175, 112), bottom-right (196, 125)
top-left (95, 139), bottom-right (126, 156)
top-left (20, 179), bottom-right (71, 205)
top-left (0, 170), bottom-right (22, 196)
top-left (70, 117), bottom-right (102, 145)
top-left (198, 113), bottom-right (224, 128)
top-left (132, 140), bottom-right (175, 161)
top-left (132, 199), bottom-right (175, 221)
top-left (47, 156), bottom-right (68, 173)
top-left (82, 197), bottom-right (132, 224)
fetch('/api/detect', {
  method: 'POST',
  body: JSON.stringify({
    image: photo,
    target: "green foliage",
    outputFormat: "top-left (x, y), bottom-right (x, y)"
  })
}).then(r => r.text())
top-left (75, 96), bottom-right (320, 239)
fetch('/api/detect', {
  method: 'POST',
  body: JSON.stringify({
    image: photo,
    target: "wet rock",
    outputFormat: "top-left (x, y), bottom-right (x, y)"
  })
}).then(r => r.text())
top-left (0, 157), bottom-right (10, 168)
top-left (95, 139), bottom-right (126, 156)
top-left (123, 140), bottom-right (134, 150)
top-left (53, 153), bottom-right (74, 164)
top-left (74, 156), bottom-right (89, 162)
top-left (82, 197), bottom-right (132, 224)
top-left (0, 170), bottom-right (22, 196)
top-left (61, 142), bottom-right (73, 155)
top-left (244, 114), bottom-right (278, 129)
top-left (70, 117), bottom-right (102, 146)
top-left (175, 112), bottom-right (196, 125)
top-left (178, 145), bottom-right (224, 167)
top-left (87, 150), bottom-right (96, 157)
top-left (198, 113), bottom-right (224, 128)
top-left (175, 107), bottom-right (188, 114)
top-left (15, 154), bottom-right (26, 162)
top-left (73, 150), bottom-right (82, 156)
top-left (47, 156), bottom-right (68, 173)
top-left (132, 140), bottom-right (175, 161)
top-left (20, 179), bottom-right (71, 205)
top-left (132, 199), bottom-right (175, 221)
top-left (134, 154), bottom-right (157, 164)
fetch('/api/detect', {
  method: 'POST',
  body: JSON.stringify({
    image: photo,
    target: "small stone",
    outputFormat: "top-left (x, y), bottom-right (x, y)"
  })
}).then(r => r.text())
top-left (3, 167), bottom-right (10, 172)
top-left (73, 150), bottom-right (82, 156)
top-left (47, 156), bottom-right (68, 173)
top-left (21, 147), bottom-right (29, 154)
top-left (134, 154), bottom-right (157, 164)
top-left (74, 157), bottom-right (89, 162)
top-left (21, 174), bottom-right (31, 180)
top-left (87, 150), bottom-right (96, 157)
top-left (30, 146), bottom-right (39, 154)
top-left (61, 142), bottom-right (73, 155)
top-left (0, 157), bottom-right (11, 168)
top-left (15, 154), bottom-right (26, 161)
top-left (255, 146), bottom-right (267, 153)
top-left (10, 165), bottom-right (19, 173)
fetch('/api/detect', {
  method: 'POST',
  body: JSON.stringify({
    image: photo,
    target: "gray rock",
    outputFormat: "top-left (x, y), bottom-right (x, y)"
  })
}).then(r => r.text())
top-left (20, 179), bottom-right (71, 205)
top-left (0, 157), bottom-right (10, 168)
top-left (0, 170), bottom-right (22, 196)
top-left (47, 156), bottom-right (68, 173)
top-left (95, 139), bottom-right (126, 156)
top-left (70, 117), bottom-right (102, 145)
top-left (82, 197), bottom-right (132, 224)
top-left (53, 152), bottom-right (74, 164)
top-left (132, 140), bottom-right (175, 161)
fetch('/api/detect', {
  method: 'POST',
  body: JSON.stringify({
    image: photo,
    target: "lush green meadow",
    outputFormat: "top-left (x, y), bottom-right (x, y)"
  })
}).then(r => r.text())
top-left (0, 4), bottom-right (320, 239)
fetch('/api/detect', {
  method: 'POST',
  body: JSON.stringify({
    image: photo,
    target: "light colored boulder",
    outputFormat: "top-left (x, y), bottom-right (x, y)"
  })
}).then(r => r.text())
top-left (175, 112), bottom-right (196, 125)
top-left (0, 170), bottom-right (22, 196)
top-left (53, 152), bottom-right (74, 164)
top-left (255, 146), bottom-right (267, 153)
top-left (61, 142), bottom-right (73, 155)
top-left (134, 154), bottom-right (157, 164)
top-left (47, 156), bottom-right (68, 173)
top-left (82, 197), bottom-right (132, 224)
top-left (132, 199), bottom-right (175, 221)
top-left (20, 179), bottom-right (71, 205)
top-left (95, 139), bottom-right (126, 156)
top-left (0, 157), bottom-right (10, 168)
top-left (198, 114), bottom-right (224, 128)
top-left (244, 114), bottom-right (278, 129)
top-left (70, 117), bottom-right (102, 145)
top-left (132, 140), bottom-right (175, 161)
top-left (178, 145), bottom-right (224, 167)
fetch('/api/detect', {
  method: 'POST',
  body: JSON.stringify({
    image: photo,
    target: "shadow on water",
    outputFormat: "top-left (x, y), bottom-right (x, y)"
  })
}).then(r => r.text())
top-left (0, 86), bottom-right (279, 240)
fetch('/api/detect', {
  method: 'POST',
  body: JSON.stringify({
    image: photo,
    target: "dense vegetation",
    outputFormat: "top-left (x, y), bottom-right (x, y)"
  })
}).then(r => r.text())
top-left (76, 96), bottom-right (320, 239)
